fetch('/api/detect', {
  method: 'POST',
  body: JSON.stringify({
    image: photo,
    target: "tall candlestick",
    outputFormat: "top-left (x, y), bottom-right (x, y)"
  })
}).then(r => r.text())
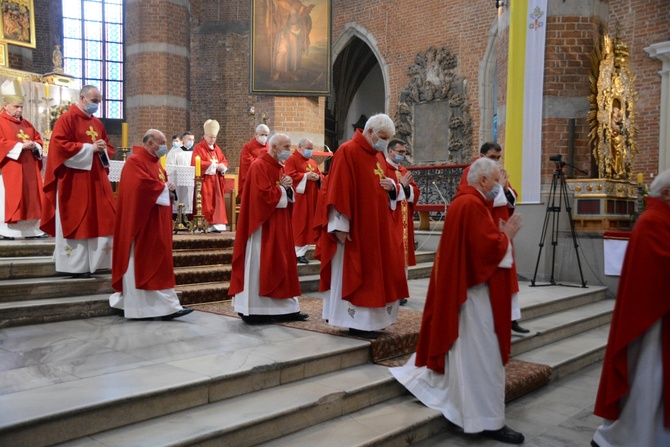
top-left (637, 172), bottom-right (643, 185)
top-left (195, 156), bottom-right (201, 177)
top-left (121, 122), bottom-right (128, 147)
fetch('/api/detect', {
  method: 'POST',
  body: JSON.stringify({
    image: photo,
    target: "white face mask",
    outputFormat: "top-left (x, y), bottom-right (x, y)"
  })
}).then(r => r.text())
top-left (277, 149), bottom-right (290, 161)
top-left (373, 132), bottom-right (389, 153)
top-left (486, 182), bottom-right (502, 201)
top-left (257, 135), bottom-right (268, 145)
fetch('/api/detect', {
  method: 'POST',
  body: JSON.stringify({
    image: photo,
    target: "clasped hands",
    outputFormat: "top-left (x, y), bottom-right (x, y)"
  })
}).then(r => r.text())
top-left (92, 139), bottom-right (107, 153)
top-left (280, 174), bottom-right (293, 189)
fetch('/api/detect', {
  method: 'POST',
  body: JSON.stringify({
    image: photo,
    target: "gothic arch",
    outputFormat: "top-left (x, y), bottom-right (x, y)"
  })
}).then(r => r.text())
top-left (479, 18), bottom-right (499, 147)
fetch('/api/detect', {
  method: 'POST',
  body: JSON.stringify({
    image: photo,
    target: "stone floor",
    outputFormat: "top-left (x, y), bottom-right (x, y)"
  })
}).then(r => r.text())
top-left (0, 277), bottom-right (606, 446)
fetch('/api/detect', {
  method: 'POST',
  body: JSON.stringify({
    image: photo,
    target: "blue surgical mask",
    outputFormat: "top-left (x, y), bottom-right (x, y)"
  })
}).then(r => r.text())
top-left (303, 149), bottom-right (313, 158)
top-left (486, 182), bottom-right (502, 201)
top-left (155, 144), bottom-right (168, 158)
top-left (374, 132), bottom-right (389, 152)
top-left (185, 140), bottom-right (194, 149)
top-left (172, 141), bottom-right (180, 149)
top-left (278, 149), bottom-right (291, 161)
top-left (85, 101), bottom-right (99, 115)
top-left (393, 154), bottom-right (405, 163)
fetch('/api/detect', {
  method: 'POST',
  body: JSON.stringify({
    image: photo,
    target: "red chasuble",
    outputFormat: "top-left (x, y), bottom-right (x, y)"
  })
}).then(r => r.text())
top-left (594, 197), bottom-right (670, 427)
top-left (40, 105), bottom-right (116, 238)
top-left (380, 156), bottom-right (420, 267)
top-left (191, 140), bottom-right (227, 225)
top-left (460, 163), bottom-right (520, 295)
top-left (228, 152), bottom-right (301, 298)
top-left (284, 151), bottom-right (323, 246)
top-left (238, 137), bottom-right (268, 196)
top-left (0, 110), bottom-right (44, 223)
top-left (112, 147), bottom-right (175, 291)
top-left (317, 130), bottom-right (409, 307)
top-left (415, 186), bottom-right (513, 374)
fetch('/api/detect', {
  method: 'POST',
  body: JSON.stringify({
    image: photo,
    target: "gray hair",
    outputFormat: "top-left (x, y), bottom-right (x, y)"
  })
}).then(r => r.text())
top-left (649, 168), bottom-right (670, 198)
top-left (467, 157), bottom-right (498, 186)
top-left (269, 133), bottom-right (290, 148)
top-left (298, 138), bottom-right (312, 148)
top-left (363, 113), bottom-right (395, 135)
top-left (256, 124), bottom-right (270, 133)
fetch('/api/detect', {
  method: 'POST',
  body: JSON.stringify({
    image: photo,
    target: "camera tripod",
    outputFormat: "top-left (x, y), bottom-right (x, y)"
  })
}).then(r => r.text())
top-left (530, 159), bottom-right (587, 288)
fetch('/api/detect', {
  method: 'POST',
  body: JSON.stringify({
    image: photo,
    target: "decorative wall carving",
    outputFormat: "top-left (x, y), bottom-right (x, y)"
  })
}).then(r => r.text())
top-left (395, 46), bottom-right (473, 165)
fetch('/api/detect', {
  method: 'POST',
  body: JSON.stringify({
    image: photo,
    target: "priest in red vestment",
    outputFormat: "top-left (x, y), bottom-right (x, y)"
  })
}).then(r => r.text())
top-left (238, 123), bottom-right (269, 197)
top-left (592, 169), bottom-right (670, 447)
top-left (284, 137), bottom-right (323, 264)
top-left (316, 114), bottom-right (409, 339)
top-left (109, 129), bottom-right (193, 320)
top-left (391, 157), bottom-right (525, 444)
top-left (40, 85), bottom-right (116, 277)
top-left (0, 79), bottom-right (45, 239)
top-left (191, 119), bottom-right (228, 232)
top-left (459, 142), bottom-right (529, 334)
top-left (229, 133), bottom-right (307, 324)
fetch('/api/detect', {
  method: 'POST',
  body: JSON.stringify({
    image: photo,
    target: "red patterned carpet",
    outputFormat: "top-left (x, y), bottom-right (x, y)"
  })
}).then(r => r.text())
top-left (194, 295), bottom-right (552, 402)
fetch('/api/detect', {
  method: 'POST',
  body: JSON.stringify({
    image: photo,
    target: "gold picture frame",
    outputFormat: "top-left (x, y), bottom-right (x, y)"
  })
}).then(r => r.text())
top-left (0, 41), bottom-right (7, 66)
top-left (251, 0), bottom-right (331, 96)
top-left (0, 0), bottom-right (36, 49)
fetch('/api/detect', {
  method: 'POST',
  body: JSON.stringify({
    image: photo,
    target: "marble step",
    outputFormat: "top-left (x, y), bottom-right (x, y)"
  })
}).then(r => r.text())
top-left (519, 283), bottom-right (609, 320)
top-left (0, 240), bottom-right (54, 257)
top-left (0, 332), bottom-right (371, 447)
top-left (513, 325), bottom-right (611, 380)
top-left (511, 299), bottom-right (615, 356)
top-left (0, 294), bottom-right (116, 328)
top-left (0, 256), bottom-right (56, 280)
top-left (53, 363), bottom-right (403, 447)
top-left (260, 396), bottom-right (447, 447)
top-left (0, 274), bottom-right (113, 303)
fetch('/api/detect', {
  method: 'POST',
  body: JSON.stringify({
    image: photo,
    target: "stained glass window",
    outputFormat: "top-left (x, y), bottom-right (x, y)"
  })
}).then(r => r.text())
top-left (62, 0), bottom-right (124, 119)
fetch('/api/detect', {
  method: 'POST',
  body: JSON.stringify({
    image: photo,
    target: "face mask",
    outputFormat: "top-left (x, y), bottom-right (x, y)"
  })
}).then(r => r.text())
top-left (373, 132), bottom-right (389, 152)
top-left (172, 141), bottom-right (180, 149)
top-left (393, 154), bottom-right (405, 163)
top-left (155, 144), bottom-right (168, 158)
top-left (277, 149), bottom-right (290, 161)
top-left (303, 149), bottom-right (313, 158)
top-left (257, 135), bottom-right (268, 145)
top-left (486, 182), bottom-right (502, 201)
top-left (185, 140), bottom-right (194, 149)
top-left (84, 101), bottom-right (99, 115)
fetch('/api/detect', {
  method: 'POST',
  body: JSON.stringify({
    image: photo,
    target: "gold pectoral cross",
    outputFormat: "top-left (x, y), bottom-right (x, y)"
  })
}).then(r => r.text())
top-left (374, 162), bottom-right (385, 181)
top-left (16, 129), bottom-right (29, 142)
top-left (86, 125), bottom-right (98, 143)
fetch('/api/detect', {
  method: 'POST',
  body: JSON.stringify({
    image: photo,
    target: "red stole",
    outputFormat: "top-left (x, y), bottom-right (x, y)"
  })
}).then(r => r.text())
top-left (40, 105), bottom-right (116, 238)
top-left (229, 152), bottom-right (301, 298)
top-left (284, 151), bottom-right (323, 246)
top-left (0, 110), bottom-right (44, 223)
top-left (415, 186), bottom-right (513, 373)
top-left (112, 147), bottom-right (175, 291)
top-left (594, 197), bottom-right (670, 427)
top-left (191, 140), bottom-right (228, 225)
top-left (317, 130), bottom-right (409, 307)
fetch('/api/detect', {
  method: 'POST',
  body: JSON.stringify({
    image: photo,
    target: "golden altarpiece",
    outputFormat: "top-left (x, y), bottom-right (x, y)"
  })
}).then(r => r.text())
top-left (566, 33), bottom-right (640, 231)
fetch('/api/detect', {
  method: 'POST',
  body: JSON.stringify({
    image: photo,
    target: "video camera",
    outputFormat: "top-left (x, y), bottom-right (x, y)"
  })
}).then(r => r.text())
top-left (549, 154), bottom-right (566, 169)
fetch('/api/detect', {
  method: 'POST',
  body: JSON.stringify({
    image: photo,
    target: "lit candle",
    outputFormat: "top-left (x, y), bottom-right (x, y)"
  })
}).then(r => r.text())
top-left (195, 156), bottom-right (201, 177)
top-left (160, 154), bottom-right (166, 169)
top-left (121, 122), bottom-right (128, 147)
top-left (637, 172), bottom-right (643, 185)
top-left (44, 82), bottom-right (50, 98)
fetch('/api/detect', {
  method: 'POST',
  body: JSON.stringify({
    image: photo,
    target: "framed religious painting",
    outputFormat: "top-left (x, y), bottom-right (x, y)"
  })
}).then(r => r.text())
top-left (251, 0), bottom-right (331, 96)
top-left (0, 0), bottom-right (36, 49)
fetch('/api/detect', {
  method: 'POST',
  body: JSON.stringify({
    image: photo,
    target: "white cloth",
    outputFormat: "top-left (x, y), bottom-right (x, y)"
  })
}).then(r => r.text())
top-left (233, 186), bottom-right (300, 316)
top-left (166, 149), bottom-right (195, 214)
top-left (603, 239), bottom-right (628, 276)
top-left (109, 243), bottom-right (183, 319)
top-left (295, 244), bottom-right (310, 257)
top-left (493, 183), bottom-right (521, 322)
top-left (390, 282), bottom-right (505, 433)
top-left (593, 320), bottom-right (670, 447)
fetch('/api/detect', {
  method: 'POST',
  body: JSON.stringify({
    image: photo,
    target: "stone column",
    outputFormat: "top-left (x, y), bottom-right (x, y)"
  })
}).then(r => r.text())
top-left (124, 0), bottom-right (190, 145)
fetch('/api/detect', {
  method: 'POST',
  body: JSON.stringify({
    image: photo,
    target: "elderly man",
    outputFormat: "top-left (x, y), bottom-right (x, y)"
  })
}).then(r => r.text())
top-left (239, 123), bottom-right (270, 197)
top-left (229, 133), bottom-right (306, 324)
top-left (110, 130), bottom-right (193, 321)
top-left (592, 168), bottom-right (670, 447)
top-left (191, 120), bottom-right (228, 232)
top-left (41, 85), bottom-right (116, 277)
top-left (284, 137), bottom-right (323, 264)
top-left (391, 157), bottom-right (524, 445)
top-left (0, 79), bottom-right (45, 239)
top-left (317, 113), bottom-right (409, 339)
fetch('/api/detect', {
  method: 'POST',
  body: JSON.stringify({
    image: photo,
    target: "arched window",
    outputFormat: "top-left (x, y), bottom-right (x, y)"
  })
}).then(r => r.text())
top-left (62, 0), bottom-right (123, 119)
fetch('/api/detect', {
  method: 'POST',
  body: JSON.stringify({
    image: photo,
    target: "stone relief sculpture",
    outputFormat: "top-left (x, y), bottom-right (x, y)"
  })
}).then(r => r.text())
top-left (588, 33), bottom-right (638, 180)
top-left (395, 46), bottom-right (473, 164)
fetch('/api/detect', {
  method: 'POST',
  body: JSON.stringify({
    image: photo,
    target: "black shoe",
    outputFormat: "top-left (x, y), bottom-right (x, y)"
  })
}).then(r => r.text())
top-left (482, 425), bottom-right (524, 444)
top-left (512, 321), bottom-right (530, 334)
top-left (238, 313), bottom-right (273, 324)
top-left (297, 256), bottom-right (310, 264)
top-left (348, 328), bottom-right (379, 339)
top-left (591, 440), bottom-right (600, 447)
top-left (1, 236), bottom-right (15, 240)
top-left (273, 312), bottom-right (309, 322)
top-left (161, 308), bottom-right (194, 321)
top-left (71, 272), bottom-right (92, 278)
top-left (399, 298), bottom-right (408, 306)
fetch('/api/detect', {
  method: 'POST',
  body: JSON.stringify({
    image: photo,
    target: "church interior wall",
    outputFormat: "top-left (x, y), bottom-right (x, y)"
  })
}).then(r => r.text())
top-left (343, 65), bottom-right (384, 142)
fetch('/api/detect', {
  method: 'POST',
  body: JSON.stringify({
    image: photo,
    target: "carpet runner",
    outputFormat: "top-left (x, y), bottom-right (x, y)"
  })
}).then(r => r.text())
top-left (194, 296), bottom-right (553, 402)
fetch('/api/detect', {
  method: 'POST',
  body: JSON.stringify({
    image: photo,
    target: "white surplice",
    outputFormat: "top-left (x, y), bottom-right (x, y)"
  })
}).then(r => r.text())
top-left (166, 148), bottom-right (194, 214)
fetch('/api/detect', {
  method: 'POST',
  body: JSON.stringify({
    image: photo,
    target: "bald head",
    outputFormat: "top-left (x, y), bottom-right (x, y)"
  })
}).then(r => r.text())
top-left (143, 129), bottom-right (167, 158)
